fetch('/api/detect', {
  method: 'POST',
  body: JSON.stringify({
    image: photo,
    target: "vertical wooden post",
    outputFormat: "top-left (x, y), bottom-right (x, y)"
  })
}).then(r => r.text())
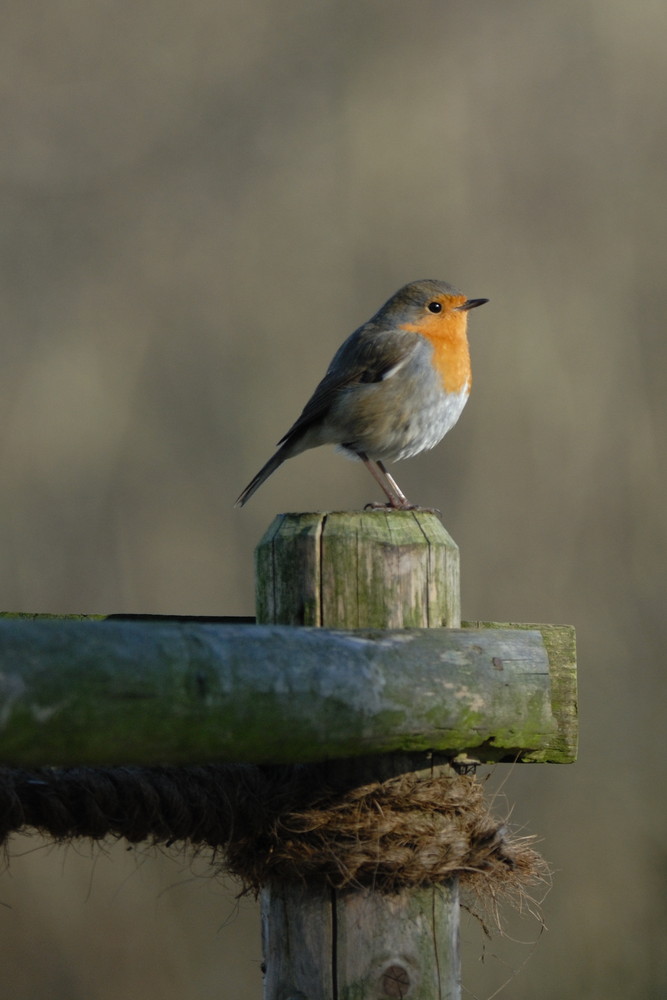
top-left (257, 511), bottom-right (462, 1000)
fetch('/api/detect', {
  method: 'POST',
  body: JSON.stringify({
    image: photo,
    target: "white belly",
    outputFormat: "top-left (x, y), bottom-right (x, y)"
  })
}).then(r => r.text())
top-left (371, 384), bottom-right (470, 461)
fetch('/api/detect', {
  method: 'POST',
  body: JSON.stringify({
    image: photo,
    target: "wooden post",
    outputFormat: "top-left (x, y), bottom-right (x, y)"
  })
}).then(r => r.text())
top-left (257, 511), bottom-right (462, 1000)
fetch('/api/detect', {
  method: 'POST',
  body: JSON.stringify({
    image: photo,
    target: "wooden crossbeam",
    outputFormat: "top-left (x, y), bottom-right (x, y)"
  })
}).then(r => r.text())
top-left (0, 616), bottom-right (576, 767)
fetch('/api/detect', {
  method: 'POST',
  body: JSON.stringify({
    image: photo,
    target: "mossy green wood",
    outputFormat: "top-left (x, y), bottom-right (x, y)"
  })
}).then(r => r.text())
top-left (258, 511), bottom-right (462, 1000)
top-left (0, 618), bottom-right (576, 766)
top-left (255, 512), bottom-right (325, 626)
top-left (464, 620), bottom-right (578, 764)
top-left (256, 510), bottom-right (460, 628)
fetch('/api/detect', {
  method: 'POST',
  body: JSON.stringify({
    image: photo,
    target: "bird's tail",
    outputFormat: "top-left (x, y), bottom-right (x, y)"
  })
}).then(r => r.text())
top-left (235, 445), bottom-right (290, 507)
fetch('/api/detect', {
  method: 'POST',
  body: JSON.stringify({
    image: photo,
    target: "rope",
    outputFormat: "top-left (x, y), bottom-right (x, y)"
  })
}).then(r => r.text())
top-left (0, 764), bottom-right (548, 907)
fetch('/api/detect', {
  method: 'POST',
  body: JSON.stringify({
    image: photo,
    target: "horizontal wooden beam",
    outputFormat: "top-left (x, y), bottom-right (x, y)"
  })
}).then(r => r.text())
top-left (0, 617), bottom-right (576, 766)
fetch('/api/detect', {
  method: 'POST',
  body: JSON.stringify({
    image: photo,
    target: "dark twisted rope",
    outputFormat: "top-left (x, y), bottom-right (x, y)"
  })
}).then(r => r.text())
top-left (0, 765), bottom-right (548, 906)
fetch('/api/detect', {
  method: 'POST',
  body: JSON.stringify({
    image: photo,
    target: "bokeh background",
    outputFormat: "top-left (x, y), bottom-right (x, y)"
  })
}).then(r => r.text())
top-left (1, 1), bottom-right (666, 997)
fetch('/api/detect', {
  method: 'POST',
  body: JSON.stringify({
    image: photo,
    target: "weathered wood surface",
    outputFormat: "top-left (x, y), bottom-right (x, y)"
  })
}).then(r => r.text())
top-left (262, 880), bottom-right (459, 1000)
top-left (260, 511), bottom-right (464, 1000)
top-left (256, 510), bottom-right (461, 628)
top-left (0, 618), bottom-right (575, 766)
top-left (465, 619), bottom-right (578, 764)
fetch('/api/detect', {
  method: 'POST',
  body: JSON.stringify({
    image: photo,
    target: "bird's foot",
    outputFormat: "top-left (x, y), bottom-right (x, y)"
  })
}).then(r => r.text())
top-left (364, 500), bottom-right (442, 517)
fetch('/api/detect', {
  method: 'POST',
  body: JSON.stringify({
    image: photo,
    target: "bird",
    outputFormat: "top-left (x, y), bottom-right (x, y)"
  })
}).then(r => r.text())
top-left (235, 279), bottom-right (488, 510)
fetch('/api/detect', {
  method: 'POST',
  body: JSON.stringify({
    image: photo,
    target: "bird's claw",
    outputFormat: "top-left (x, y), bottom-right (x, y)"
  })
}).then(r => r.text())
top-left (364, 501), bottom-right (442, 517)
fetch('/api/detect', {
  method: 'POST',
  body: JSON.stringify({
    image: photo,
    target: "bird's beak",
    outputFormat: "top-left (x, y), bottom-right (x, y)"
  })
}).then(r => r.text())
top-left (456, 298), bottom-right (489, 311)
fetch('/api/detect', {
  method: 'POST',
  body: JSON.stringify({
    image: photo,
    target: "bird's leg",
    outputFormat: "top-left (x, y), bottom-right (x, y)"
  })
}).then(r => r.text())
top-left (358, 453), bottom-right (442, 515)
top-left (376, 460), bottom-right (442, 516)
top-left (376, 461), bottom-right (411, 507)
top-left (358, 452), bottom-right (414, 510)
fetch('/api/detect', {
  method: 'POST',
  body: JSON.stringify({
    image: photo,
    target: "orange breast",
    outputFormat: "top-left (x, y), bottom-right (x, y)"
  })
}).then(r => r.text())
top-left (400, 311), bottom-right (472, 395)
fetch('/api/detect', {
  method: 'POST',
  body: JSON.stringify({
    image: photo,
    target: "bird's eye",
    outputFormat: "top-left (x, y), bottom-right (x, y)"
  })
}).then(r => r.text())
top-left (428, 301), bottom-right (442, 313)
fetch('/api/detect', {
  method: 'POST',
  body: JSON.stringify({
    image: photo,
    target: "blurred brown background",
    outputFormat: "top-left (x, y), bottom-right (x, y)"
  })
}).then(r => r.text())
top-left (1, 1), bottom-right (666, 997)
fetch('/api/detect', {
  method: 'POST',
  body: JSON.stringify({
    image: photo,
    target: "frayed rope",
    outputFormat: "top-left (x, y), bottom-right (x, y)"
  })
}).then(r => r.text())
top-left (0, 764), bottom-right (549, 914)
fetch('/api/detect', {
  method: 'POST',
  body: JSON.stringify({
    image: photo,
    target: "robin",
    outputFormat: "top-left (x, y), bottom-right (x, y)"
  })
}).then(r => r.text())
top-left (235, 279), bottom-right (488, 510)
